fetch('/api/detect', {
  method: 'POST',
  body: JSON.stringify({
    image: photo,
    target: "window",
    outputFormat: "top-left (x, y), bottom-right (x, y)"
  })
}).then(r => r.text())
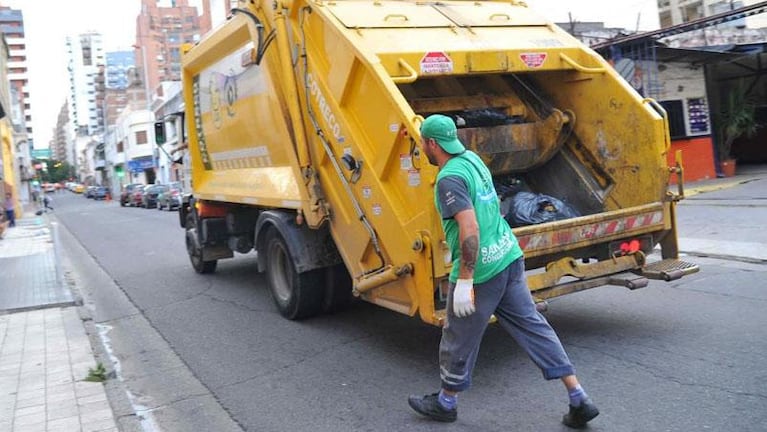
top-left (659, 100), bottom-right (686, 139)
top-left (117, 141), bottom-right (124, 153)
top-left (136, 130), bottom-right (148, 144)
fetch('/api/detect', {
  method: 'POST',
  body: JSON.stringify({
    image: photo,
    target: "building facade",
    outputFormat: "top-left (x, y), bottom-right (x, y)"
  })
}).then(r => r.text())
top-left (106, 107), bottom-right (156, 197)
top-left (52, 102), bottom-right (69, 163)
top-left (0, 6), bottom-right (32, 139)
top-left (658, 0), bottom-right (767, 29)
top-left (66, 32), bottom-right (106, 139)
top-left (0, 5), bottom-right (33, 207)
top-left (106, 50), bottom-right (135, 90)
top-left (0, 30), bottom-right (19, 213)
top-left (135, 0), bottom-right (217, 95)
top-left (152, 81), bottom-right (186, 187)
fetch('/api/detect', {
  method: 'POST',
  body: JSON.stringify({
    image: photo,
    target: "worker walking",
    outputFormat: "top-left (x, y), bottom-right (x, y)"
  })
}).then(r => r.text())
top-left (408, 114), bottom-right (599, 428)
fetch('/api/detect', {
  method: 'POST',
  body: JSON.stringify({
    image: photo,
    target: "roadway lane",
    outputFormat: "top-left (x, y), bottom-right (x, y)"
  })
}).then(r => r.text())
top-left (54, 191), bottom-right (767, 432)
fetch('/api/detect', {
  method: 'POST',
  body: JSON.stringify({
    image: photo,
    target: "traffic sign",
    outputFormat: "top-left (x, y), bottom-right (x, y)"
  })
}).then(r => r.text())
top-left (31, 148), bottom-right (52, 159)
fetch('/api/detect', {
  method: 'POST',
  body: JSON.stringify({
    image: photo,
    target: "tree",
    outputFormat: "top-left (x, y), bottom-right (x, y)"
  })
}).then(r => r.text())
top-left (34, 159), bottom-right (75, 183)
top-left (716, 80), bottom-right (760, 162)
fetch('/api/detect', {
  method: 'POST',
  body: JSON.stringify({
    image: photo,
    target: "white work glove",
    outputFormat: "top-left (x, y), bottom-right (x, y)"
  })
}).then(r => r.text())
top-left (452, 279), bottom-right (476, 318)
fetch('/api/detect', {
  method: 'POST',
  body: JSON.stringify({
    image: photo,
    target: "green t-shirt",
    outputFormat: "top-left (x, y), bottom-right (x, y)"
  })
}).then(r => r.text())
top-left (435, 151), bottom-right (523, 283)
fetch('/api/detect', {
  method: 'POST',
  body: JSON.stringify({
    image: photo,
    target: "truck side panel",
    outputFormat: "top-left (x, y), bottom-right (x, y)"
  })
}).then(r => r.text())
top-left (183, 14), bottom-right (305, 208)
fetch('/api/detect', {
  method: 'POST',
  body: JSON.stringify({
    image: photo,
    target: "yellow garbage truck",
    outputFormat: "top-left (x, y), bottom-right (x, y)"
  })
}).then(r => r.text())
top-left (173, 0), bottom-right (699, 324)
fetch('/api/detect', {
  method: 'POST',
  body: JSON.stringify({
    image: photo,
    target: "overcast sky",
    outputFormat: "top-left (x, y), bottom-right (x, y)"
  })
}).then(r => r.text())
top-left (3, 0), bottom-right (659, 150)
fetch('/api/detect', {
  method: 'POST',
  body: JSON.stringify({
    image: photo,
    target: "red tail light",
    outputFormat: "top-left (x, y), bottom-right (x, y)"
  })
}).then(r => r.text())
top-left (612, 237), bottom-right (650, 257)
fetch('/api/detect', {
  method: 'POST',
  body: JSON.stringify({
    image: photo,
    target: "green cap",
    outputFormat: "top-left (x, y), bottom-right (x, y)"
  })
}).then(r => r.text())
top-left (420, 114), bottom-right (465, 155)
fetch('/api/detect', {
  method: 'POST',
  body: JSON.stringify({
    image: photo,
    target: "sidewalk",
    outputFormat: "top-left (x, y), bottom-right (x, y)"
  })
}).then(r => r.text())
top-left (0, 206), bottom-right (119, 432)
top-left (680, 163), bottom-right (767, 198)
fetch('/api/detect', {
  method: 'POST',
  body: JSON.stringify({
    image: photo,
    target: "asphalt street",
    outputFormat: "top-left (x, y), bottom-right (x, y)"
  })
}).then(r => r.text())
top-left (51, 177), bottom-right (767, 432)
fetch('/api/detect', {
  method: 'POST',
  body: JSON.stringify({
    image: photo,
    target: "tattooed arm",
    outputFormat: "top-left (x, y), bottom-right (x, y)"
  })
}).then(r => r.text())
top-left (453, 208), bottom-right (479, 280)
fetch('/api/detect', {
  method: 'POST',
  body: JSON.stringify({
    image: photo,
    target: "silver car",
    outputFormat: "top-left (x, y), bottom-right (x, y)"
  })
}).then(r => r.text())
top-left (156, 182), bottom-right (183, 211)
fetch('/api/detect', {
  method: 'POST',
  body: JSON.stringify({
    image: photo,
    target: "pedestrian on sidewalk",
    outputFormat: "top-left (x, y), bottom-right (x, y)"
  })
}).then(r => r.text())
top-left (43, 194), bottom-right (54, 211)
top-left (4, 192), bottom-right (15, 227)
top-left (407, 114), bottom-right (599, 428)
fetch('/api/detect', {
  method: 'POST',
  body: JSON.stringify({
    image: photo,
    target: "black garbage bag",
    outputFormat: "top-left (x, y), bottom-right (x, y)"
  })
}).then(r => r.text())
top-left (506, 191), bottom-right (580, 227)
top-left (453, 108), bottom-right (523, 128)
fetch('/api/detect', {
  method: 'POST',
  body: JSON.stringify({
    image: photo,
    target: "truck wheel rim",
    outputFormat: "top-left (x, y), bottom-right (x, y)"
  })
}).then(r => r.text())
top-left (268, 241), bottom-right (291, 303)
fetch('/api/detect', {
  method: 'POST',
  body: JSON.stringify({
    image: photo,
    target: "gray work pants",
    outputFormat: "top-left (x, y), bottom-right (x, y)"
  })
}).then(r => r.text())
top-left (439, 258), bottom-right (575, 392)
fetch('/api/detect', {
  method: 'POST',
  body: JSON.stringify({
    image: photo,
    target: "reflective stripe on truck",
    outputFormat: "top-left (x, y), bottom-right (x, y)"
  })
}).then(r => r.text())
top-left (515, 203), bottom-right (667, 257)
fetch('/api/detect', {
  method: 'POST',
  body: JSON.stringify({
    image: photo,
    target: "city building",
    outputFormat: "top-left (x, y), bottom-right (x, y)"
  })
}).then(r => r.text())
top-left (658, 0), bottom-right (767, 29)
top-left (52, 102), bottom-right (69, 163)
top-left (102, 50), bottom-right (138, 130)
top-left (594, 4), bottom-right (767, 180)
top-left (106, 50), bottom-right (135, 90)
top-left (82, 1), bottom-right (233, 192)
top-left (0, 28), bottom-right (19, 213)
top-left (65, 32), bottom-right (109, 183)
top-left (0, 5), bottom-right (32, 140)
top-left (0, 5), bottom-right (33, 206)
top-left (134, 0), bottom-right (220, 96)
top-left (66, 32), bottom-right (106, 138)
top-left (107, 107), bottom-right (156, 195)
top-left (152, 81), bottom-right (186, 187)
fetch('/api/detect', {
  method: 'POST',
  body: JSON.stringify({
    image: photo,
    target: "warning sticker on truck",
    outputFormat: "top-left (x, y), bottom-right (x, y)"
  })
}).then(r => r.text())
top-left (400, 154), bottom-right (412, 170)
top-left (520, 52), bottom-right (547, 68)
top-left (420, 51), bottom-right (453, 74)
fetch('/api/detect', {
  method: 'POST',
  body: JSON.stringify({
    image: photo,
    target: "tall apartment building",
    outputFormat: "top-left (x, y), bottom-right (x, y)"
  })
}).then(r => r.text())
top-left (106, 51), bottom-right (135, 90)
top-left (658, 0), bottom-right (767, 28)
top-left (0, 6), bottom-right (32, 140)
top-left (135, 0), bottom-right (222, 94)
top-left (102, 51), bottom-right (136, 128)
top-left (52, 102), bottom-right (69, 163)
top-left (66, 32), bottom-right (106, 138)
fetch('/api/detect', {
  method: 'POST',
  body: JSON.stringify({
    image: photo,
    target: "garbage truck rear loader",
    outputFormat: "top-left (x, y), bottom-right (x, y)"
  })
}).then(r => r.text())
top-left (176, 0), bottom-right (699, 324)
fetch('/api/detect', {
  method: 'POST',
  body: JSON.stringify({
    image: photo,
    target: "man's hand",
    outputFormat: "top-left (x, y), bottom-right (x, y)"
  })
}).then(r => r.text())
top-left (453, 279), bottom-right (476, 317)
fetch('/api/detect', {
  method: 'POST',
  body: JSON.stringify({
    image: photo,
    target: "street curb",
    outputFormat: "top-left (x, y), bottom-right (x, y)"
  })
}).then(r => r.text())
top-left (76, 306), bottom-right (145, 432)
top-left (682, 171), bottom-right (765, 198)
top-left (683, 178), bottom-right (761, 197)
top-left (0, 299), bottom-right (82, 316)
top-left (681, 250), bottom-right (767, 265)
top-left (52, 212), bottom-right (145, 432)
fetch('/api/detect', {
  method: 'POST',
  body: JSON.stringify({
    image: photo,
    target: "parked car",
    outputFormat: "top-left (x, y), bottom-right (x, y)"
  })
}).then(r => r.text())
top-left (156, 182), bottom-right (183, 211)
top-left (130, 185), bottom-right (146, 207)
top-left (84, 186), bottom-right (98, 198)
top-left (120, 183), bottom-right (143, 206)
top-left (93, 187), bottom-right (110, 200)
top-left (141, 184), bottom-right (168, 209)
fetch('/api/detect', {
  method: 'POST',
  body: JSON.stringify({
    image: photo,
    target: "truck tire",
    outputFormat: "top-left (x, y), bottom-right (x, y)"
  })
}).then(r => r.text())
top-left (322, 264), bottom-right (353, 314)
top-left (264, 228), bottom-right (323, 320)
top-left (186, 214), bottom-right (218, 274)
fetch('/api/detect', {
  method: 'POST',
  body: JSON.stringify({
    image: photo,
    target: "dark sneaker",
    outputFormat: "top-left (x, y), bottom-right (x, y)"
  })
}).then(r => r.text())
top-left (562, 398), bottom-right (599, 428)
top-left (408, 393), bottom-right (457, 422)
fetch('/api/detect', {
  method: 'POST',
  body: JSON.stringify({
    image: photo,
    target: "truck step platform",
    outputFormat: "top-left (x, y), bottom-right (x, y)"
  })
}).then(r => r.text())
top-left (638, 259), bottom-right (700, 281)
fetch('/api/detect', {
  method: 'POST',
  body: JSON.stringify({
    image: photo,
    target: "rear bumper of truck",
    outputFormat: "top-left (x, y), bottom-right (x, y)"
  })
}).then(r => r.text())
top-left (515, 201), bottom-right (699, 299)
